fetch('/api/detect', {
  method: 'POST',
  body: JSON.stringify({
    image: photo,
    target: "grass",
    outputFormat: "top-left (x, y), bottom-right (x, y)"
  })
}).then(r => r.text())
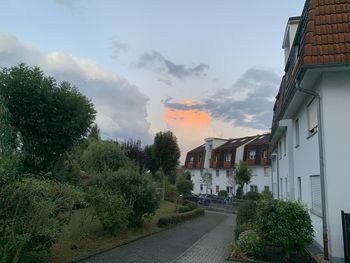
top-left (39, 201), bottom-right (178, 263)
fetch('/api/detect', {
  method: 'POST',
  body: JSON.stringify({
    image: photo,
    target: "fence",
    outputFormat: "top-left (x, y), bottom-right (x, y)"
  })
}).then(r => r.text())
top-left (342, 210), bottom-right (350, 262)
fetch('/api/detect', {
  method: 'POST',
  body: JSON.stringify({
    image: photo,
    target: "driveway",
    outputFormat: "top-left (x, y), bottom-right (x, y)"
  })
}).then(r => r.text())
top-left (79, 211), bottom-right (235, 263)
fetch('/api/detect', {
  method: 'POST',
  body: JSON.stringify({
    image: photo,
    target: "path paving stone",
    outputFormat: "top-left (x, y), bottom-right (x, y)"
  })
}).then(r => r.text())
top-left (80, 211), bottom-right (233, 263)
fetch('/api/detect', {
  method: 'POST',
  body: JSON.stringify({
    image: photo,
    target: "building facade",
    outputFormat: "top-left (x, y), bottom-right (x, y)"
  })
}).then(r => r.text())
top-left (184, 134), bottom-right (271, 196)
top-left (270, 1), bottom-right (350, 262)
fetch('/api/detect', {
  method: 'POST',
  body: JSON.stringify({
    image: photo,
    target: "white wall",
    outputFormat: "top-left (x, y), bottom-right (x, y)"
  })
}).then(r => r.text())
top-left (319, 71), bottom-right (350, 261)
top-left (247, 166), bottom-right (271, 193)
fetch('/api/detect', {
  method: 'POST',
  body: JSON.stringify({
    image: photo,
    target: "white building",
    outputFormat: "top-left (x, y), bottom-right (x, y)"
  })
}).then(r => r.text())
top-left (184, 134), bottom-right (271, 196)
top-left (270, 1), bottom-right (350, 262)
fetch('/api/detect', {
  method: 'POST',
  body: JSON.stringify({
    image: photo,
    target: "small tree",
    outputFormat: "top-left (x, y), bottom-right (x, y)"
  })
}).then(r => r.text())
top-left (176, 174), bottom-right (193, 195)
top-left (234, 161), bottom-right (252, 195)
top-left (200, 169), bottom-right (212, 194)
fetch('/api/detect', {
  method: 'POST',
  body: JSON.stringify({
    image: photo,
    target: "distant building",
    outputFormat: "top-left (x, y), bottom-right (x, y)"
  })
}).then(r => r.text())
top-left (270, 1), bottom-right (350, 262)
top-left (184, 134), bottom-right (271, 196)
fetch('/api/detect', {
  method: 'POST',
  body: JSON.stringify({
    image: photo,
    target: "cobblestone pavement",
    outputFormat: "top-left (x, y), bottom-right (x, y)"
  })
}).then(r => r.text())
top-left (173, 211), bottom-right (235, 263)
top-left (80, 211), bottom-right (234, 263)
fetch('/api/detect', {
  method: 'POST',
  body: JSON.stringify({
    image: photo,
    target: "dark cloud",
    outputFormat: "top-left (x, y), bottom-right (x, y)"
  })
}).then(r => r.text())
top-left (163, 69), bottom-right (280, 130)
top-left (137, 51), bottom-right (209, 81)
top-left (0, 33), bottom-right (152, 144)
top-left (110, 37), bottom-right (128, 59)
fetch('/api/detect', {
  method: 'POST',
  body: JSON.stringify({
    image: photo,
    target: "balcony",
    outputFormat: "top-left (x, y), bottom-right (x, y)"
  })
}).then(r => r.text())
top-left (223, 161), bottom-right (232, 169)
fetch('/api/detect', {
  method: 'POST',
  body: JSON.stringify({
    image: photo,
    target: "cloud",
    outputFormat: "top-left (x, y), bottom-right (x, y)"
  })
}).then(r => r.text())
top-left (110, 37), bottom-right (128, 59)
top-left (0, 33), bottom-right (152, 143)
top-left (137, 51), bottom-right (209, 82)
top-left (163, 69), bottom-right (280, 130)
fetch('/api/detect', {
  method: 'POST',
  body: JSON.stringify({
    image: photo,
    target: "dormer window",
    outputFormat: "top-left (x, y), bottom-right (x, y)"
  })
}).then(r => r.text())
top-left (248, 150), bottom-right (256, 160)
top-left (225, 153), bottom-right (231, 162)
top-left (261, 150), bottom-right (267, 159)
top-left (190, 156), bottom-right (194, 163)
top-left (214, 155), bottom-right (218, 162)
top-left (198, 156), bottom-right (202, 164)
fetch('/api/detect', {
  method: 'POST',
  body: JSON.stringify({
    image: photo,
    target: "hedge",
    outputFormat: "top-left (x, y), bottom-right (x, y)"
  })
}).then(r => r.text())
top-left (158, 208), bottom-right (205, 227)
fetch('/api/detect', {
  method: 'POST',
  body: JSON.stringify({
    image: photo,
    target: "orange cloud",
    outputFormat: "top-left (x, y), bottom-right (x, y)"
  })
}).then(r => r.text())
top-left (164, 105), bottom-right (211, 128)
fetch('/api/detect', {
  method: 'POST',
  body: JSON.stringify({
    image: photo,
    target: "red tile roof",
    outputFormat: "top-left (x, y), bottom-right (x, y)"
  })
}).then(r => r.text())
top-left (304, 0), bottom-right (350, 65)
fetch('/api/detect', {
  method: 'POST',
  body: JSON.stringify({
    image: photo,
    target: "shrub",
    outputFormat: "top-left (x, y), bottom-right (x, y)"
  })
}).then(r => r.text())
top-left (178, 200), bottom-right (198, 213)
top-left (63, 158), bottom-right (80, 186)
top-left (236, 201), bottom-right (257, 226)
top-left (218, 190), bottom-right (228, 198)
top-left (238, 230), bottom-right (264, 258)
top-left (88, 187), bottom-right (131, 235)
top-left (228, 241), bottom-right (247, 260)
top-left (0, 178), bottom-right (83, 263)
top-left (256, 199), bottom-right (314, 256)
top-left (245, 191), bottom-right (260, 201)
top-left (81, 140), bottom-right (128, 174)
top-left (88, 166), bottom-right (160, 228)
top-left (178, 205), bottom-right (192, 213)
top-left (260, 189), bottom-right (273, 200)
top-left (235, 222), bottom-right (254, 240)
top-left (158, 208), bottom-right (204, 226)
top-left (176, 175), bottom-right (193, 195)
top-left (165, 184), bottom-right (178, 203)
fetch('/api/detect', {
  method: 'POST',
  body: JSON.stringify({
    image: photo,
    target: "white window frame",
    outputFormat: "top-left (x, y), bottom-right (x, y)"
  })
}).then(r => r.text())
top-left (307, 99), bottom-right (318, 136)
top-left (248, 150), bottom-right (256, 160)
top-left (250, 185), bottom-right (258, 192)
top-left (262, 149), bottom-right (268, 159)
top-left (225, 153), bottom-right (231, 162)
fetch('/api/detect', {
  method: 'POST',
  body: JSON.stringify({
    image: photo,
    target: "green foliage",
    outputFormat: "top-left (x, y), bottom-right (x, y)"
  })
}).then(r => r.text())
top-left (122, 139), bottom-right (146, 172)
top-left (0, 64), bottom-right (96, 174)
top-left (63, 158), bottom-right (80, 186)
top-left (234, 161), bottom-right (252, 192)
top-left (176, 175), bottom-right (193, 195)
top-left (178, 205), bottom-right (192, 213)
top-left (153, 131), bottom-right (180, 175)
top-left (237, 201), bottom-right (257, 226)
top-left (0, 95), bottom-right (16, 156)
top-left (0, 178), bottom-right (84, 262)
top-left (88, 166), bottom-right (160, 228)
top-left (81, 140), bottom-right (128, 174)
top-left (245, 191), bottom-right (261, 201)
top-left (238, 230), bottom-right (264, 258)
top-left (235, 222), bottom-right (255, 241)
top-left (260, 189), bottom-right (273, 200)
top-left (158, 208), bottom-right (204, 226)
top-left (178, 200), bottom-right (198, 213)
top-left (88, 124), bottom-right (101, 141)
top-left (218, 190), bottom-right (228, 198)
top-left (256, 199), bottom-right (314, 254)
top-left (164, 183), bottom-right (178, 203)
top-left (87, 187), bottom-right (131, 235)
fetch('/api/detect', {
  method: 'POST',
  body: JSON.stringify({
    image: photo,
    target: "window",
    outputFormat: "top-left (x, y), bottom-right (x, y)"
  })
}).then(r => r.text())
top-left (311, 175), bottom-right (322, 216)
top-left (307, 99), bottom-right (318, 135)
top-left (214, 155), bottom-right (218, 162)
top-left (226, 170), bottom-right (230, 178)
top-left (209, 144), bottom-right (213, 151)
top-left (227, 186), bottom-right (233, 193)
top-left (251, 168), bottom-right (257, 176)
top-left (264, 167), bottom-right (270, 177)
top-left (200, 184), bottom-right (203, 191)
top-left (190, 156), bottom-right (194, 163)
top-left (295, 119), bottom-right (300, 147)
top-left (285, 178), bottom-right (288, 198)
top-left (280, 178), bottom-right (283, 197)
top-left (248, 150), bottom-right (256, 159)
top-left (198, 156), bottom-right (202, 164)
top-left (250, 185), bottom-right (258, 192)
top-left (283, 135), bottom-right (287, 156)
top-left (216, 170), bottom-right (219, 177)
top-left (297, 177), bottom-right (302, 201)
top-left (216, 185), bottom-right (220, 193)
top-left (261, 150), bottom-right (267, 159)
top-left (225, 153), bottom-right (231, 162)
top-left (264, 186), bottom-right (270, 192)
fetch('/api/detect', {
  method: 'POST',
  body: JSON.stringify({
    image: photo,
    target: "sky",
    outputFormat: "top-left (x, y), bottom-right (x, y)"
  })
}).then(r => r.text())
top-left (0, 0), bottom-right (305, 163)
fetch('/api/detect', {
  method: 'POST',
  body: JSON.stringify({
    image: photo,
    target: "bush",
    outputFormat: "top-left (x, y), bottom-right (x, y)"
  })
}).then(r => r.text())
top-left (0, 178), bottom-right (84, 263)
top-left (178, 205), bottom-right (192, 213)
top-left (218, 190), bottom-right (228, 198)
top-left (238, 230), bottom-right (264, 258)
top-left (236, 201), bottom-right (257, 226)
top-left (228, 241), bottom-right (247, 260)
top-left (88, 166), bottom-right (160, 228)
top-left (63, 158), bottom-right (80, 186)
top-left (245, 191), bottom-right (260, 201)
top-left (88, 187), bottom-right (131, 235)
top-left (165, 184), bottom-right (178, 203)
top-left (158, 208), bottom-right (204, 226)
top-left (81, 140), bottom-right (128, 174)
top-left (260, 189), bottom-right (273, 200)
top-left (235, 222), bottom-right (254, 240)
top-left (256, 199), bottom-right (314, 255)
top-left (178, 200), bottom-right (198, 213)
top-left (176, 175), bottom-right (193, 195)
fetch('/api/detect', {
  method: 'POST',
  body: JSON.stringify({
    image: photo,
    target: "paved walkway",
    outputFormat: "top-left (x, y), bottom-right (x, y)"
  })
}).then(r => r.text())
top-left (80, 211), bottom-right (235, 263)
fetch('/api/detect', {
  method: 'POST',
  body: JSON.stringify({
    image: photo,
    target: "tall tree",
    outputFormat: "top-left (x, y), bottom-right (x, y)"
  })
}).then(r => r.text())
top-left (122, 139), bottom-right (146, 171)
top-left (234, 161), bottom-right (252, 195)
top-left (88, 124), bottom-right (101, 141)
top-left (0, 64), bottom-right (96, 174)
top-left (153, 131), bottom-right (180, 199)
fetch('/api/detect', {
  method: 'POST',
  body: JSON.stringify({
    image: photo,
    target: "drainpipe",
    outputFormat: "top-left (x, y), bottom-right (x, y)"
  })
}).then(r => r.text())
top-left (296, 84), bottom-right (329, 260)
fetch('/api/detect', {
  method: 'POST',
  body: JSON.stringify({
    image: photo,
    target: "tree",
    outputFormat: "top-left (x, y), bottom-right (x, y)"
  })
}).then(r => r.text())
top-left (0, 95), bottom-right (15, 156)
top-left (200, 169), bottom-right (212, 194)
top-left (234, 161), bottom-right (252, 195)
top-left (0, 64), bottom-right (96, 174)
top-left (88, 124), bottom-right (101, 141)
top-left (176, 174), bottom-right (193, 195)
top-left (152, 131), bottom-right (180, 200)
top-left (122, 139), bottom-right (146, 171)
